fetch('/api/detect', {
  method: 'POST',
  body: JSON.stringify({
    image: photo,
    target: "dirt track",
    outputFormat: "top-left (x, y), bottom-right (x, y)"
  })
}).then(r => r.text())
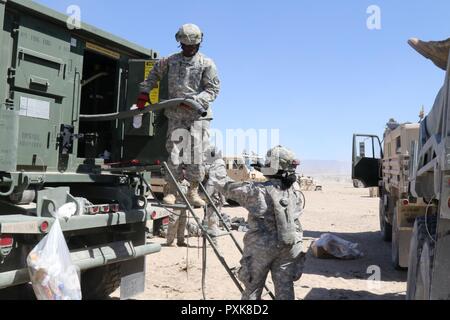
top-left (111, 181), bottom-right (407, 300)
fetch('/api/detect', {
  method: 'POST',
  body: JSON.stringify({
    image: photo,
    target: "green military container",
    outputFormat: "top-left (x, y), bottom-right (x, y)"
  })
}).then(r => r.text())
top-left (0, 0), bottom-right (171, 299)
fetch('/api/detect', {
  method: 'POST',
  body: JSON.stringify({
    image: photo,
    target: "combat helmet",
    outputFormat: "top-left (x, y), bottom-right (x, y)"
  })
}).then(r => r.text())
top-left (261, 145), bottom-right (300, 176)
top-left (175, 23), bottom-right (203, 45)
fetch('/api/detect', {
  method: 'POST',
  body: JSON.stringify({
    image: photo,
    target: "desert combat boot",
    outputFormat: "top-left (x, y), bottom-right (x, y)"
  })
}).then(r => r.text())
top-left (187, 181), bottom-right (206, 208)
top-left (163, 183), bottom-right (177, 205)
top-left (408, 37), bottom-right (450, 70)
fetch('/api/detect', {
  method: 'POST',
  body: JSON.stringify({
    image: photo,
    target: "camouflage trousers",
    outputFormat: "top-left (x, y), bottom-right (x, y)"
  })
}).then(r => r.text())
top-left (238, 237), bottom-right (305, 300)
top-left (166, 210), bottom-right (188, 245)
top-left (166, 118), bottom-right (210, 183)
top-left (205, 192), bottom-right (225, 233)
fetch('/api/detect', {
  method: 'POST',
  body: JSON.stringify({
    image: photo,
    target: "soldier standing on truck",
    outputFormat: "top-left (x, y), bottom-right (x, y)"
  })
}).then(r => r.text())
top-left (207, 146), bottom-right (306, 300)
top-left (137, 23), bottom-right (221, 208)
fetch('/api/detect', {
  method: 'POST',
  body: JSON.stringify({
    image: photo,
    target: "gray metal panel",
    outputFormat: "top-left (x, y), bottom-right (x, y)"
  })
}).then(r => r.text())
top-left (7, 0), bottom-right (155, 59)
top-left (0, 241), bottom-right (161, 289)
top-left (9, 171), bottom-right (126, 184)
top-left (8, 12), bottom-right (84, 172)
top-left (0, 108), bottom-right (19, 171)
top-left (0, 1), bottom-right (8, 105)
top-left (0, 209), bottom-right (148, 234)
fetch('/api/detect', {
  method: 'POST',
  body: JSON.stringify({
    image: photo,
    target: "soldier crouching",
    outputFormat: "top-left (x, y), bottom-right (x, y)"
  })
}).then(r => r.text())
top-left (207, 146), bottom-right (306, 300)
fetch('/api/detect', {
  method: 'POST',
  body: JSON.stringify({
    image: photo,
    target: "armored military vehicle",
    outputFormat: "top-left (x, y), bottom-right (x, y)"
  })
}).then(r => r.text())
top-left (352, 120), bottom-right (429, 270)
top-left (223, 154), bottom-right (267, 183)
top-left (298, 175), bottom-right (322, 191)
top-left (0, 0), bottom-right (173, 299)
top-left (221, 155), bottom-right (267, 206)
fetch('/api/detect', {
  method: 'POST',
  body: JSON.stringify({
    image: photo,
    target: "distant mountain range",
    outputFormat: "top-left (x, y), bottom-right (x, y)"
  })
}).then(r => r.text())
top-left (298, 160), bottom-right (352, 177)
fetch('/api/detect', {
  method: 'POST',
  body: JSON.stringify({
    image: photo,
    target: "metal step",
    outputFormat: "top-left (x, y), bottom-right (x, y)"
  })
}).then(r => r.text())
top-left (208, 230), bottom-right (231, 238)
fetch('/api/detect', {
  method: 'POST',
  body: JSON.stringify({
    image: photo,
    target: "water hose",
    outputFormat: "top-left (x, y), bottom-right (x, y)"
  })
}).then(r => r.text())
top-left (79, 98), bottom-right (207, 122)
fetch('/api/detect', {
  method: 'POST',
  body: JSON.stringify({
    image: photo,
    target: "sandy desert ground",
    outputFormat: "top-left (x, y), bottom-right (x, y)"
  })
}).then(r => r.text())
top-left (111, 181), bottom-right (407, 300)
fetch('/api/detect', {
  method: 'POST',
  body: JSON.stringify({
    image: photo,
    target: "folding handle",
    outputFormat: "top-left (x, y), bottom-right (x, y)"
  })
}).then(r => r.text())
top-left (29, 76), bottom-right (49, 88)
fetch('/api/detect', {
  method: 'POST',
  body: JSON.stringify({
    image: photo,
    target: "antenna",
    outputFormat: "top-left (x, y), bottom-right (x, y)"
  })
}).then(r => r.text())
top-left (419, 105), bottom-right (425, 121)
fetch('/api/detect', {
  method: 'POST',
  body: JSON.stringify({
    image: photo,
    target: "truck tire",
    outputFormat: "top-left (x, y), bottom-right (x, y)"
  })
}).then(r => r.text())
top-left (379, 199), bottom-right (392, 242)
top-left (406, 216), bottom-right (437, 300)
top-left (391, 206), bottom-right (405, 270)
top-left (81, 262), bottom-right (121, 300)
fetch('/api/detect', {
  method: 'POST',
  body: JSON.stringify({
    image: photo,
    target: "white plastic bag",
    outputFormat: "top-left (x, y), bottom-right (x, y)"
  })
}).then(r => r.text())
top-left (27, 204), bottom-right (81, 300)
top-left (312, 233), bottom-right (364, 260)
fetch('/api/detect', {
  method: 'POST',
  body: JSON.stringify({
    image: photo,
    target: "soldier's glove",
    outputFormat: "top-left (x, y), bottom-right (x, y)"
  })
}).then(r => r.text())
top-left (137, 92), bottom-right (150, 110)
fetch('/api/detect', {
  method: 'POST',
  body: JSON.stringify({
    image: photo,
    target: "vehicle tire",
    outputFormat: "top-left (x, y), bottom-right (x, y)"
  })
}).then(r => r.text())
top-left (299, 191), bottom-right (306, 209)
top-left (391, 206), bottom-right (406, 270)
top-left (81, 262), bottom-right (121, 300)
top-left (406, 215), bottom-right (437, 300)
top-left (379, 198), bottom-right (392, 242)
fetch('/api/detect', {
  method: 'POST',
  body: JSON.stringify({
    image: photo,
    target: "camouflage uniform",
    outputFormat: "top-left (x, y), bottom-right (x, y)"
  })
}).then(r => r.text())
top-left (203, 147), bottom-right (226, 236)
top-left (208, 159), bottom-right (305, 300)
top-left (139, 52), bottom-right (220, 183)
top-left (165, 180), bottom-right (190, 246)
top-left (166, 209), bottom-right (188, 246)
top-left (204, 171), bottom-right (225, 236)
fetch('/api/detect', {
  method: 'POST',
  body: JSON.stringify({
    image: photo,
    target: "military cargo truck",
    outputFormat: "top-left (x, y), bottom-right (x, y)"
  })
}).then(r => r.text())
top-left (0, 0), bottom-right (173, 299)
top-left (352, 121), bottom-right (429, 270)
top-left (405, 39), bottom-right (450, 300)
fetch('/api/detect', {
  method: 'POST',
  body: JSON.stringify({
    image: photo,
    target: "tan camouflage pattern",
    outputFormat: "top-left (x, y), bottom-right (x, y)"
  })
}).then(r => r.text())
top-left (176, 24), bottom-right (203, 45)
top-left (204, 148), bottom-right (226, 235)
top-left (265, 145), bottom-right (298, 172)
top-left (139, 52), bottom-right (220, 120)
top-left (166, 210), bottom-right (188, 246)
top-left (208, 159), bottom-right (305, 300)
top-left (166, 119), bottom-right (210, 183)
top-left (204, 172), bottom-right (223, 235)
top-left (140, 51), bottom-right (219, 184)
top-left (166, 181), bottom-right (190, 245)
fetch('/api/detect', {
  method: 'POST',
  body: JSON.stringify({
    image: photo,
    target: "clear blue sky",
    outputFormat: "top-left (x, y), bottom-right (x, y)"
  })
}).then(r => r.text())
top-left (35, 0), bottom-right (450, 161)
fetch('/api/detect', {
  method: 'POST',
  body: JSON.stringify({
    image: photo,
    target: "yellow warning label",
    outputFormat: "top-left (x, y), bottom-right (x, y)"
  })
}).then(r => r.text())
top-left (145, 61), bottom-right (160, 104)
top-left (86, 42), bottom-right (120, 60)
